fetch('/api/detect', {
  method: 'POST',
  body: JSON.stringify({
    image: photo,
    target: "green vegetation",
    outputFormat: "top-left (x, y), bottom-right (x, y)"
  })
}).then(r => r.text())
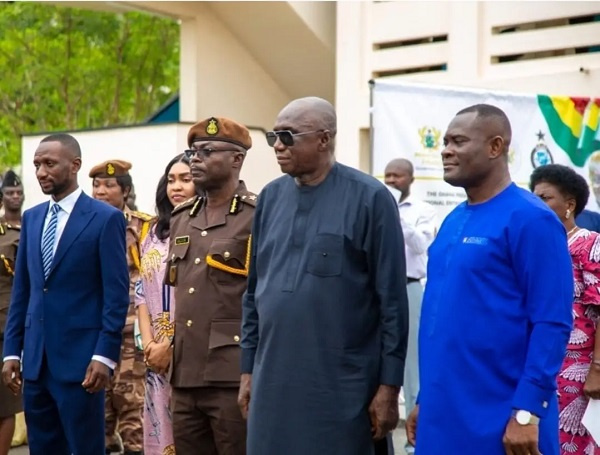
top-left (0, 2), bottom-right (180, 168)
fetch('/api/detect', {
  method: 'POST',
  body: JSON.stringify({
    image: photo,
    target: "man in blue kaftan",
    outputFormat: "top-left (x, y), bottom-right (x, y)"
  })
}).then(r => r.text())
top-left (239, 97), bottom-right (409, 455)
top-left (406, 104), bottom-right (573, 455)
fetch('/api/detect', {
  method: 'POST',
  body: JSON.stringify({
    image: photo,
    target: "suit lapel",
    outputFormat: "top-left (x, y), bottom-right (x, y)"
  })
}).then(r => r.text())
top-left (48, 193), bottom-right (95, 277)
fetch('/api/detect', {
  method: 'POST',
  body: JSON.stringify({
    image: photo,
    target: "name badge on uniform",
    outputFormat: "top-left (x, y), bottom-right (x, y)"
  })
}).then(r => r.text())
top-left (175, 235), bottom-right (189, 245)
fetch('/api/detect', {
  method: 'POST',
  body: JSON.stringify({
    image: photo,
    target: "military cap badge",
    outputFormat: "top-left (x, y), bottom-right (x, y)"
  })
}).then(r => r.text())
top-left (106, 163), bottom-right (115, 175)
top-left (206, 118), bottom-right (219, 135)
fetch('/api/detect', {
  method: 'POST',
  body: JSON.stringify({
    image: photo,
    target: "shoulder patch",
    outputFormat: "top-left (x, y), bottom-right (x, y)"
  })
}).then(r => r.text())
top-left (239, 192), bottom-right (258, 208)
top-left (172, 196), bottom-right (198, 215)
top-left (131, 211), bottom-right (154, 222)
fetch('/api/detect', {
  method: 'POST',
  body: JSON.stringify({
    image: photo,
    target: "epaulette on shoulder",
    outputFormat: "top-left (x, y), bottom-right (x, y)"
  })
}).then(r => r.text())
top-left (130, 211), bottom-right (154, 222)
top-left (239, 192), bottom-right (258, 207)
top-left (172, 196), bottom-right (199, 216)
top-left (0, 223), bottom-right (20, 235)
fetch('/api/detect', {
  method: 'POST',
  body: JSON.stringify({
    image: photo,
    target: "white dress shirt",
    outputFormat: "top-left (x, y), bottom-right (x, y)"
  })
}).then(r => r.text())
top-left (43, 187), bottom-right (83, 255)
top-left (4, 187), bottom-right (116, 370)
top-left (398, 194), bottom-right (437, 280)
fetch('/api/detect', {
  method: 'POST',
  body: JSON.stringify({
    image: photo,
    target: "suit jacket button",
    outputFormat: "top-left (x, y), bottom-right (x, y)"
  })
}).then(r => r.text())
top-left (188, 287), bottom-right (195, 294)
top-left (194, 258), bottom-right (201, 264)
top-left (201, 231), bottom-right (207, 237)
top-left (43, 288), bottom-right (48, 293)
top-left (186, 320), bottom-right (193, 327)
top-left (224, 251), bottom-right (231, 259)
top-left (234, 335), bottom-right (240, 342)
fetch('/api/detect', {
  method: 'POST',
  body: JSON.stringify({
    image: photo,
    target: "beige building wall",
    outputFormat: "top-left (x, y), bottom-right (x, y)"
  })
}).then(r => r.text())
top-left (48, 1), bottom-right (600, 179)
top-left (337, 1), bottom-right (600, 171)
top-left (22, 124), bottom-right (279, 213)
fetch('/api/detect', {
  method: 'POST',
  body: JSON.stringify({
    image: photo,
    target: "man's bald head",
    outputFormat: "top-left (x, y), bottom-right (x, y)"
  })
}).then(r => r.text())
top-left (40, 133), bottom-right (82, 158)
top-left (442, 104), bottom-right (512, 192)
top-left (384, 158), bottom-right (414, 198)
top-left (385, 158), bottom-right (414, 177)
top-left (455, 104), bottom-right (512, 154)
top-left (271, 97), bottom-right (338, 184)
top-left (278, 97), bottom-right (337, 136)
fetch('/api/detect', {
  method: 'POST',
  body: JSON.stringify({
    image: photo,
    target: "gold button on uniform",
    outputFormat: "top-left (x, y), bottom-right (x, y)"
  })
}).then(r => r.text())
top-left (186, 320), bottom-right (193, 327)
top-left (233, 335), bottom-right (240, 342)
top-left (224, 251), bottom-right (230, 259)
top-left (194, 258), bottom-right (201, 264)
top-left (188, 287), bottom-right (195, 294)
top-left (201, 231), bottom-right (207, 237)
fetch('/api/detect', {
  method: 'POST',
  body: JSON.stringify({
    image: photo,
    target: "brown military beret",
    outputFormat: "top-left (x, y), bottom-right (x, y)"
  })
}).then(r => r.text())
top-left (89, 160), bottom-right (132, 178)
top-left (187, 117), bottom-right (252, 150)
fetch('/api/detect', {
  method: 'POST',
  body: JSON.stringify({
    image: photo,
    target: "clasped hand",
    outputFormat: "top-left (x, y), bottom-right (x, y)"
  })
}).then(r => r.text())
top-left (144, 338), bottom-right (171, 375)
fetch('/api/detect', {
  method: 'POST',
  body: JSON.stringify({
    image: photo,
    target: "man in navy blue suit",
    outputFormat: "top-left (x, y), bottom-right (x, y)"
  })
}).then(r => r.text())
top-left (1, 133), bottom-right (130, 455)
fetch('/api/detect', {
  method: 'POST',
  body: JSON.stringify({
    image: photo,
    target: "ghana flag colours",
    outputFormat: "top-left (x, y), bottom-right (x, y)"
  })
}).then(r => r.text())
top-left (538, 96), bottom-right (600, 167)
top-left (372, 81), bottom-right (600, 219)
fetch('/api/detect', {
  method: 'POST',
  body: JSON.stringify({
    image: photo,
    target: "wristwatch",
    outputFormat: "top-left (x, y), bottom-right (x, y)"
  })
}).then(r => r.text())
top-left (513, 410), bottom-right (540, 425)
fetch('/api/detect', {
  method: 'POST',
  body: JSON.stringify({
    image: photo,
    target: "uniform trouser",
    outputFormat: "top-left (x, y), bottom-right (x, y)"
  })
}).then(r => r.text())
top-left (172, 386), bottom-right (246, 455)
top-left (105, 326), bottom-right (145, 452)
top-left (404, 281), bottom-right (423, 453)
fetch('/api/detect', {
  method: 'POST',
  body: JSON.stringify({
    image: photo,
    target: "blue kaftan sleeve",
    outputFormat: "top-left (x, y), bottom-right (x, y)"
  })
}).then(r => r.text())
top-left (510, 209), bottom-right (573, 417)
top-left (241, 191), bottom-right (262, 374)
top-left (367, 186), bottom-right (410, 387)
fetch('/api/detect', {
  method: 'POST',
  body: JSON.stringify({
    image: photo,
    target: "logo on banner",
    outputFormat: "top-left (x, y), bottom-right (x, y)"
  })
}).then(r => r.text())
top-left (530, 131), bottom-right (554, 168)
top-left (418, 126), bottom-right (442, 151)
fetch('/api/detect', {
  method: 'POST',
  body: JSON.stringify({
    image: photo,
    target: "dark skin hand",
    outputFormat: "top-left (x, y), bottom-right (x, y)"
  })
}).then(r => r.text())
top-left (369, 384), bottom-right (400, 440)
top-left (1, 360), bottom-right (22, 395)
top-left (238, 373), bottom-right (252, 420)
top-left (144, 339), bottom-right (172, 376)
top-left (584, 362), bottom-right (600, 399)
top-left (584, 326), bottom-right (600, 399)
top-left (406, 404), bottom-right (418, 446)
top-left (502, 418), bottom-right (540, 455)
top-left (81, 360), bottom-right (110, 393)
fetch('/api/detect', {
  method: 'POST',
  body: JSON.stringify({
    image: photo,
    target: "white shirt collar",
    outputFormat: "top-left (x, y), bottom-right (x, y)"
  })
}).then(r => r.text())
top-left (49, 187), bottom-right (82, 215)
top-left (399, 193), bottom-right (415, 207)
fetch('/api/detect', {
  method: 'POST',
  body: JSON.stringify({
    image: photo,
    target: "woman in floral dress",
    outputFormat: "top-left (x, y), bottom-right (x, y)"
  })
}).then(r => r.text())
top-left (530, 164), bottom-right (600, 455)
top-left (135, 154), bottom-right (195, 455)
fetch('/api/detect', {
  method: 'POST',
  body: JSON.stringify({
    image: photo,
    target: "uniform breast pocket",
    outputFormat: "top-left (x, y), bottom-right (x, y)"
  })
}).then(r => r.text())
top-left (207, 238), bottom-right (249, 284)
top-left (307, 233), bottom-right (343, 277)
top-left (171, 241), bottom-right (190, 262)
top-left (165, 241), bottom-right (190, 286)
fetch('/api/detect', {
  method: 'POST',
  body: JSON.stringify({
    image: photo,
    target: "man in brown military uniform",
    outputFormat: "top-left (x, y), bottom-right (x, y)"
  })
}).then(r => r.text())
top-left (167, 117), bottom-right (256, 455)
top-left (0, 171), bottom-right (24, 455)
top-left (90, 160), bottom-right (152, 455)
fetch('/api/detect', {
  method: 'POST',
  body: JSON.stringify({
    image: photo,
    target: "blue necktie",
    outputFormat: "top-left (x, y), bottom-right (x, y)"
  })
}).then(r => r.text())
top-left (41, 204), bottom-right (61, 279)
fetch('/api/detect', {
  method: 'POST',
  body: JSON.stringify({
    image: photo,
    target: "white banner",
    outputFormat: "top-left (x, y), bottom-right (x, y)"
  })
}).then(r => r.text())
top-left (372, 80), bottom-right (600, 221)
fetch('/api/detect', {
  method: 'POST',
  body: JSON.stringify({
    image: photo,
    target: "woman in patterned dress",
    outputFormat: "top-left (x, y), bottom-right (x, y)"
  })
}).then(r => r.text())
top-left (530, 164), bottom-right (600, 455)
top-left (135, 154), bottom-right (195, 455)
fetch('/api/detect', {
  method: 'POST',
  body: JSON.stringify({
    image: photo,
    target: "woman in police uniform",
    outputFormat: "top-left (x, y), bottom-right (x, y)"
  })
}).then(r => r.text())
top-left (0, 171), bottom-right (24, 455)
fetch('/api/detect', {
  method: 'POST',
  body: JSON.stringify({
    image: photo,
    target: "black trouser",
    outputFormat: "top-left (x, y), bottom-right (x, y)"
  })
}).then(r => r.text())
top-left (374, 434), bottom-right (394, 455)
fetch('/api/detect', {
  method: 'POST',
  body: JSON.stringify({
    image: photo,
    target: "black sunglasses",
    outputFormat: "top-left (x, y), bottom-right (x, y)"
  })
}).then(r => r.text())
top-left (184, 148), bottom-right (239, 160)
top-left (265, 129), bottom-right (325, 147)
